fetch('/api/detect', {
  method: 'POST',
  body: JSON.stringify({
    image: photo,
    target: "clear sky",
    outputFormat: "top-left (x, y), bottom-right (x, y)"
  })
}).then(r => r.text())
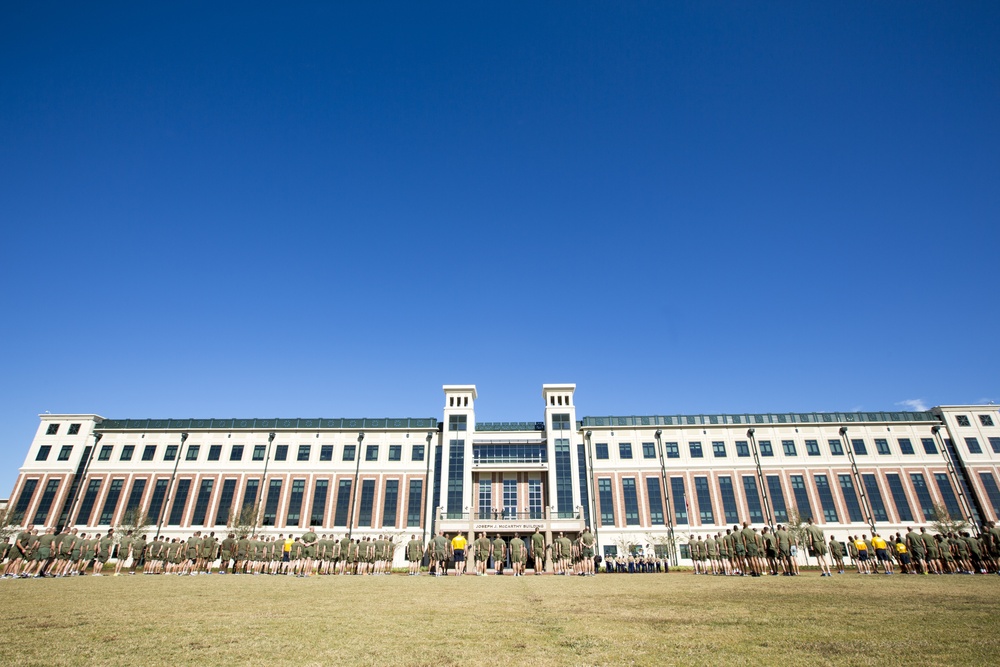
top-left (2, 3), bottom-right (998, 496)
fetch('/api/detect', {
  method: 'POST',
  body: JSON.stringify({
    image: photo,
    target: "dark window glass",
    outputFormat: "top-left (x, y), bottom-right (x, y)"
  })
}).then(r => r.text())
top-left (979, 414), bottom-right (995, 427)
top-left (767, 475), bottom-right (788, 523)
top-left (334, 480), bottom-right (353, 527)
top-left (838, 474), bottom-right (865, 522)
top-left (671, 477), bottom-right (688, 525)
top-left (921, 438), bottom-right (937, 454)
top-left (297, 445), bottom-right (311, 461)
top-left (646, 477), bottom-right (664, 525)
top-left (167, 479), bottom-right (191, 525)
top-left (358, 479), bottom-right (376, 527)
top-left (759, 440), bottom-right (773, 457)
top-left (851, 439), bottom-right (868, 455)
top-left (689, 442), bottom-right (703, 458)
top-left (598, 478), bottom-right (614, 526)
top-left (595, 443), bottom-right (609, 459)
top-left (125, 479), bottom-right (146, 513)
top-left (622, 478), bottom-right (640, 526)
top-left (965, 437), bottom-right (982, 454)
top-left (555, 439), bottom-right (574, 518)
top-left (184, 445), bottom-right (200, 461)
top-left (642, 442), bottom-right (656, 459)
top-left (31, 479), bottom-right (61, 524)
top-left (411, 444), bottom-right (424, 461)
top-left (552, 413), bottom-right (571, 430)
top-left (578, 443), bottom-right (591, 528)
top-left (343, 445), bottom-right (356, 462)
top-left (142, 445), bottom-right (156, 461)
top-left (694, 476), bottom-right (714, 524)
top-left (718, 476), bottom-right (739, 524)
top-left (934, 474), bottom-right (962, 519)
top-left (262, 479), bottom-right (282, 526)
top-left (320, 445), bottom-right (333, 461)
top-left (58, 445), bottom-right (73, 461)
top-left (274, 445), bottom-right (288, 461)
top-left (75, 479), bottom-right (101, 524)
top-left (619, 443), bottom-right (633, 459)
top-left (35, 445), bottom-right (51, 461)
top-left (665, 442), bottom-right (679, 459)
top-left (713, 441), bottom-right (726, 458)
top-left (897, 438), bottom-right (914, 455)
top-left (742, 476), bottom-right (763, 523)
top-left (164, 445), bottom-right (177, 461)
top-left (252, 445), bottom-right (266, 461)
top-left (449, 414), bottom-right (467, 431)
top-left (782, 440), bottom-right (797, 456)
top-left (382, 479), bottom-right (399, 527)
top-left (120, 445), bottom-right (134, 461)
top-left (46, 423), bottom-right (59, 435)
top-left (310, 479), bottom-right (328, 526)
top-left (956, 415), bottom-right (971, 427)
top-left (286, 479), bottom-right (305, 525)
top-left (990, 437), bottom-right (1000, 454)
top-left (813, 475), bottom-right (838, 523)
top-left (885, 473), bottom-right (914, 523)
top-left (875, 439), bottom-right (891, 455)
top-left (407, 479), bottom-right (423, 527)
top-left (208, 445), bottom-right (222, 461)
top-left (366, 445), bottom-right (379, 461)
top-left (829, 439), bottom-right (844, 456)
top-left (978, 473), bottom-right (1000, 519)
top-left (215, 479), bottom-right (237, 526)
top-left (191, 479), bottom-right (214, 526)
top-left (735, 441), bottom-right (750, 457)
top-left (910, 473), bottom-right (935, 521)
top-left (790, 475), bottom-right (813, 522)
top-left (98, 445), bottom-right (113, 461)
top-left (243, 479), bottom-right (259, 509)
top-left (230, 445), bottom-right (244, 461)
top-left (147, 479), bottom-right (169, 524)
top-left (805, 440), bottom-right (820, 456)
top-left (68, 423), bottom-right (81, 435)
top-left (861, 474), bottom-right (888, 522)
top-left (388, 445), bottom-right (401, 461)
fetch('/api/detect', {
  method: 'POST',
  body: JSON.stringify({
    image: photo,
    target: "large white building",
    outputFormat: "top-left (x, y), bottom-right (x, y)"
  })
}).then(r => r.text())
top-left (7, 384), bottom-right (1000, 564)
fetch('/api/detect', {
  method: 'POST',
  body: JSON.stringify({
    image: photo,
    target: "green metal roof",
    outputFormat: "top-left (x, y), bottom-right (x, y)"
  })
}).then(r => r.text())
top-left (95, 417), bottom-right (438, 431)
top-left (580, 411), bottom-right (940, 428)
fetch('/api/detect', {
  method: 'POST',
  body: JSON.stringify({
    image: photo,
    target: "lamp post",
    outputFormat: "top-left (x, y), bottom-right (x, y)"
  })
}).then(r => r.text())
top-left (746, 428), bottom-right (775, 531)
top-left (932, 425), bottom-right (980, 534)
top-left (60, 431), bottom-right (101, 532)
top-left (421, 431), bottom-right (433, 555)
top-left (654, 429), bottom-right (677, 566)
top-left (840, 426), bottom-right (877, 535)
top-left (584, 430), bottom-right (599, 550)
top-left (255, 432), bottom-right (276, 532)
top-left (347, 432), bottom-right (365, 538)
top-left (155, 432), bottom-right (188, 539)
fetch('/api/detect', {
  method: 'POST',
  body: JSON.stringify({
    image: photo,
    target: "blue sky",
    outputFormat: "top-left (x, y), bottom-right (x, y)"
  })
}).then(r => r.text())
top-left (1, 3), bottom-right (998, 495)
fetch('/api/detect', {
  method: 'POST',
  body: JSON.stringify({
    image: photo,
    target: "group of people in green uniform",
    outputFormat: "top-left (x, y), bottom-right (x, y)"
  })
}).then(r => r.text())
top-left (685, 519), bottom-right (1000, 577)
top-left (422, 526), bottom-right (598, 576)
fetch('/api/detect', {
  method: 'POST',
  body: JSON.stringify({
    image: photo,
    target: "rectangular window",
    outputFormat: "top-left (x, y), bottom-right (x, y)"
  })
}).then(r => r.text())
top-left (595, 443), bottom-right (609, 459)
top-left (578, 444), bottom-right (591, 529)
top-left (125, 479), bottom-right (146, 513)
top-left (956, 415), bottom-right (971, 427)
top-left (31, 479), bottom-right (61, 524)
top-left (503, 478), bottom-right (518, 517)
top-left (207, 445), bottom-right (222, 461)
top-left (164, 445), bottom-right (177, 461)
top-left (310, 480), bottom-right (328, 526)
top-left (185, 445), bottom-right (200, 461)
top-left (98, 445), bottom-right (113, 461)
top-left (875, 439), bottom-right (890, 455)
top-left (36, 445), bottom-right (51, 461)
top-left (897, 438), bottom-right (915, 455)
top-left (366, 445), bottom-right (379, 461)
top-left (406, 479), bottom-right (423, 527)
top-left (934, 473), bottom-right (963, 519)
top-left (694, 476), bottom-right (714, 525)
top-left (168, 479), bottom-right (191, 525)
top-left (619, 442), bottom-right (633, 459)
top-left (759, 440), bottom-right (773, 457)
top-left (718, 476), bottom-right (739, 524)
top-left (885, 473), bottom-right (914, 523)
top-left (286, 479), bottom-right (305, 526)
top-left (689, 442), bottom-right (703, 458)
top-left (320, 444), bottom-right (333, 461)
top-left (274, 444), bottom-right (288, 461)
top-left (554, 439), bottom-right (573, 518)
top-left (671, 477), bottom-right (688, 525)
top-left (991, 437), bottom-right (1000, 454)
top-left (297, 445), bottom-right (311, 461)
top-left (252, 445), bottom-right (266, 461)
top-left (343, 445), bottom-right (356, 462)
top-left (851, 439), bottom-right (868, 455)
top-left (142, 445), bottom-right (156, 461)
top-left (767, 475), bottom-right (788, 523)
top-left (230, 445), bottom-right (244, 461)
top-left (813, 475), bottom-right (839, 523)
top-left (388, 445), bottom-right (401, 461)
top-left (665, 442), bottom-right (679, 458)
top-left (552, 413), bottom-right (571, 430)
top-left (910, 473), bottom-right (936, 521)
top-left (58, 445), bottom-right (73, 461)
top-left (215, 479), bottom-right (237, 526)
top-left (46, 423), bottom-right (59, 435)
top-left (919, 438), bottom-right (937, 455)
top-left (449, 414), bottom-right (467, 431)
top-left (829, 439), bottom-right (844, 456)
top-left (979, 473), bottom-right (1000, 519)
top-left (621, 478), bottom-right (640, 526)
top-left (782, 440), bottom-right (797, 456)
top-left (965, 437), bottom-right (982, 454)
top-left (805, 440), bottom-right (820, 456)
top-left (191, 479), bottom-right (214, 526)
top-left (790, 475), bottom-right (813, 522)
top-left (75, 479), bottom-right (101, 525)
top-left (478, 477), bottom-right (492, 519)
top-left (742, 476), bottom-right (763, 523)
top-left (334, 480), bottom-right (352, 526)
top-left (120, 445), bottom-right (135, 461)
top-left (262, 479), bottom-right (282, 526)
top-left (68, 423), bottom-right (81, 435)
top-left (642, 442), bottom-right (656, 459)
top-left (382, 479), bottom-right (399, 527)
top-left (735, 440), bottom-right (750, 457)
top-left (147, 479), bottom-right (169, 525)
top-left (358, 479), bottom-right (376, 527)
top-left (411, 444), bottom-right (424, 461)
top-left (980, 414), bottom-right (995, 427)
top-left (598, 478), bottom-right (614, 526)
top-left (713, 441), bottom-right (726, 458)
top-left (646, 477), bottom-right (665, 525)
top-left (243, 479), bottom-right (259, 509)
top-left (838, 474), bottom-right (865, 523)
top-left (861, 475), bottom-right (889, 521)
top-left (528, 478), bottom-right (543, 519)
top-left (447, 440), bottom-right (465, 518)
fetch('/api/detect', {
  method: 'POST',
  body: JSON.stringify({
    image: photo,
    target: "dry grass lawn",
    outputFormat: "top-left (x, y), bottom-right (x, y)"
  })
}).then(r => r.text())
top-left (1, 571), bottom-right (998, 666)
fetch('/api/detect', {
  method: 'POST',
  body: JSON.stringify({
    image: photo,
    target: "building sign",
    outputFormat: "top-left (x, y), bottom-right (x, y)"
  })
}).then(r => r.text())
top-left (472, 522), bottom-right (545, 532)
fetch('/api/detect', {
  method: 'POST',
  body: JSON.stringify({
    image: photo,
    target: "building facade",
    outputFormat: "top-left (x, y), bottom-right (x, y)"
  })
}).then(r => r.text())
top-left (7, 384), bottom-right (1000, 565)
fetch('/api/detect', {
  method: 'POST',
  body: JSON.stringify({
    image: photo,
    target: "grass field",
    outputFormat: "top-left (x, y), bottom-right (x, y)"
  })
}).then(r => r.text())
top-left (2, 571), bottom-right (998, 666)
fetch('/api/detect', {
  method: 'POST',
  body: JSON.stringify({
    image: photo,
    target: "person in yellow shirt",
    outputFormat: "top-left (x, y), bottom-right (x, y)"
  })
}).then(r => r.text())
top-left (853, 535), bottom-right (870, 574)
top-left (451, 532), bottom-right (468, 576)
top-left (894, 537), bottom-right (911, 574)
top-left (871, 533), bottom-right (893, 575)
